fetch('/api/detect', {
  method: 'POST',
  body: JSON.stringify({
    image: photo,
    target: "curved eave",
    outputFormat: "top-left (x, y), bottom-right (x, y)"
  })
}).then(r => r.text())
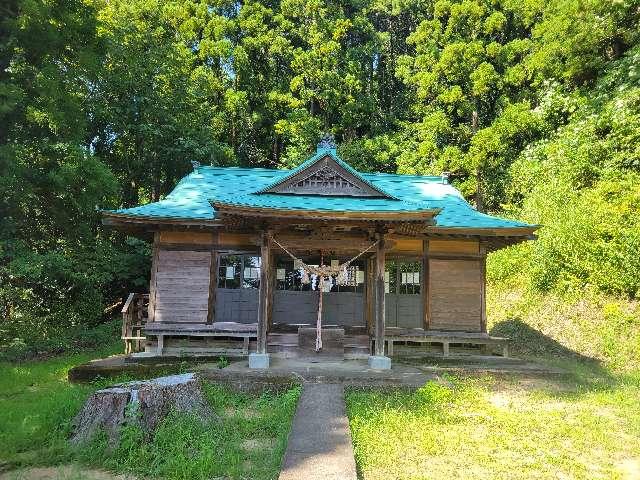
top-left (426, 225), bottom-right (540, 237)
top-left (210, 200), bottom-right (441, 222)
top-left (102, 211), bottom-right (221, 228)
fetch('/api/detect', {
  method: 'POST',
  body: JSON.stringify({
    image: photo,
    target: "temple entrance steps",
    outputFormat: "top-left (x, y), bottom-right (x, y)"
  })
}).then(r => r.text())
top-left (298, 327), bottom-right (344, 358)
top-left (267, 333), bottom-right (299, 358)
top-left (344, 334), bottom-right (369, 359)
top-left (267, 329), bottom-right (371, 359)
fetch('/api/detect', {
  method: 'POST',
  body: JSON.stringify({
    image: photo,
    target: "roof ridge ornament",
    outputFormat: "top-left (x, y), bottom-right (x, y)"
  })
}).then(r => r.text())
top-left (317, 133), bottom-right (337, 150)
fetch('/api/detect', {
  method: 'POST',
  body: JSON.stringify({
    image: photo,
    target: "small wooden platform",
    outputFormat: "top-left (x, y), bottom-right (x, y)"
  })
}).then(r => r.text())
top-left (381, 328), bottom-right (509, 357)
top-left (144, 322), bottom-right (257, 355)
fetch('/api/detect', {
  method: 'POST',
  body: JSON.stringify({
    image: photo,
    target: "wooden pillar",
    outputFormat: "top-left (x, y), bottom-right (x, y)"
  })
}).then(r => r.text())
top-left (148, 232), bottom-right (160, 323)
top-left (256, 231), bottom-right (272, 355)
top-left (206, 250), bottom-right (218, 325)
top-left (374, 232), bottom-right (386, 357)
top-left (365, 256), bottom-right (375, 335)
top-left (422, 239), bottom-right (430, 331)
top-left (480, 242), bottom-right (487, 334)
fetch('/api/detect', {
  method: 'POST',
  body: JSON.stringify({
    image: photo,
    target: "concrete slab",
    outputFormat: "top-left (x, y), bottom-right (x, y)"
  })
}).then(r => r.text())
top-left (279, 384), bottom-right (357, 480)
top-left (69, 353), bottom-right (566, 384)
top-left (216, 357), bottom-right (439, 388)
top-left (368, 355), bottom-right (391, 370)
top-left (248, 353), bottom-right (270, 369)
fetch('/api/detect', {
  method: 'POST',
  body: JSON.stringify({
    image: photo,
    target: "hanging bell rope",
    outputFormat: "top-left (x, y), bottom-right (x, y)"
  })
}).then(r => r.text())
top-left (270, 236), bottom-right (379, 352)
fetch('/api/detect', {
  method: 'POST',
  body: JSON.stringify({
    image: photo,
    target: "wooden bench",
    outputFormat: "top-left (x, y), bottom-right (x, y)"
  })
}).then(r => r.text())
top-left (381, 329), bottom-right (509, 357)
top-left (144, 322), bottom-right (258, 356)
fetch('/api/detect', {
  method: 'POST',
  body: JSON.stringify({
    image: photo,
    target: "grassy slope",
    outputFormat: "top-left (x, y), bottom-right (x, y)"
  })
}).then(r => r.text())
top-left (0, 352), bottom-right (300, 480)
top-left (487, 280), bottom-right (640, 372)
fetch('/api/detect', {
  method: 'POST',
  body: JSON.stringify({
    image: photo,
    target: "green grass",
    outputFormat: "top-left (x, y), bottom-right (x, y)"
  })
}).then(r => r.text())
top-left (346, 369), bottom-right (640, 480)
top-left (0, 352), bottom-right (301, 480)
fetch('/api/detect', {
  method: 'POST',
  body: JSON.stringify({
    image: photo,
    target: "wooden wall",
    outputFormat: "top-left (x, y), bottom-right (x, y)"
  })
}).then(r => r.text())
top-left (148, 230), bottom-right (486, 333)
top-left (427, 239), bottom-right (483, 332)
top-left (151, 250), bottom-right (213, 323)
top-left (149, 231), bottom-right (261, 324)
top-left (428, 259), bottom-right (482, 332)
top-left (150, 232), bottom-right (215, 323)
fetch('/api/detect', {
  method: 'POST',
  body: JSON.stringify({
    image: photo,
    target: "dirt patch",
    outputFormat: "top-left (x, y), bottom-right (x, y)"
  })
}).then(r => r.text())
top-left (617, 458), bottom-right (640, 480)
top-left (240, 437), bottom-right (276, 451)
top-left (0, 466), bottom-right (136, 480)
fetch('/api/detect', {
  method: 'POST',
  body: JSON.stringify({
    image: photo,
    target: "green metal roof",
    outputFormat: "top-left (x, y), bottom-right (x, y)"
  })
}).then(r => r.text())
top-left (108, 151), bottom-right (535, 231)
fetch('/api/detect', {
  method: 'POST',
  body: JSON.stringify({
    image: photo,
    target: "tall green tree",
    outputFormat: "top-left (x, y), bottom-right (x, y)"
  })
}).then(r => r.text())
top-left (396, 0), bottom-right (544, 209)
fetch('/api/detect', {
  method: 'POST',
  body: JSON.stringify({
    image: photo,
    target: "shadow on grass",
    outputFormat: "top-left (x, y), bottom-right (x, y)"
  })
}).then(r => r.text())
top-left (489, 318), bottom-right (626, 391)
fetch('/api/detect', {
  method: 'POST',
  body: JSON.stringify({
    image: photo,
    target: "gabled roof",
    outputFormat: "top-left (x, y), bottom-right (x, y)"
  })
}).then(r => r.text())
top-left (105, 160), bottom-right (537, 233)
top-left (256, 147), bottom-right (396, 199)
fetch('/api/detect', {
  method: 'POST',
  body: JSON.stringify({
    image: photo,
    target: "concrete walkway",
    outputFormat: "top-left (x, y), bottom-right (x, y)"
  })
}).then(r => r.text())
top-left (279, 383), bottom-right (357, 480)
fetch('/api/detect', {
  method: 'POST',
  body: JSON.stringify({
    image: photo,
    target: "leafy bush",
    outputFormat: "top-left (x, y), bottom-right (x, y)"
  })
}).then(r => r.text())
top-left (495, 44), bottom-right (640, 298)
top-left (0, 237), bottom-right (150, 358)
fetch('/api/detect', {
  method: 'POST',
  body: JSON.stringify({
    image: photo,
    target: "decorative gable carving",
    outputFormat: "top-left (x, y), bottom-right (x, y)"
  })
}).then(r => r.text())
top-left (285, 165), bottom-right (363, 195)
top-left (261, 155), bottom-right (391, 198)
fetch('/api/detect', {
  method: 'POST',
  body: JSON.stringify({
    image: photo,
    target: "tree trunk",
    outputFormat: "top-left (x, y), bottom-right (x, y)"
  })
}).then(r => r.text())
top-left (70, 373), bottom-right (216, 447)
top-left (472, 109), bottom-right (484, 212)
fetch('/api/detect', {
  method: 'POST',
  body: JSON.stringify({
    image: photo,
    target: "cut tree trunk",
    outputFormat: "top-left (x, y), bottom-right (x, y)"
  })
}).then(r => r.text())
top-left (70, 373), bottom-right (216, 447)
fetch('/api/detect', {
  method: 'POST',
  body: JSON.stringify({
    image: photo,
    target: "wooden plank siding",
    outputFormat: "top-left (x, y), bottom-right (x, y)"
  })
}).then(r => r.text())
top-left (429, 239), bottom-right (479, 255)
top-left (147, 233), bottom-right (160, 323)
top-left (428, 258), bottom-right (482, 332)
top-left (153, 250), bottom-right (213, 323)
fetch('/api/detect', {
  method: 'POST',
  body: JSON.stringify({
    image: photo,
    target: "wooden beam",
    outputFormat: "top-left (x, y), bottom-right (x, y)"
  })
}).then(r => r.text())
top-left (422, 239), bottom-right (430, 330)
top-left (374, 232), bottom-right (386, 357)
top-left (211, 201), bottom-right (441, 222)
top-left (256, 231), bottom-right (272, 354)
top-left (147, 233), bottom-right (160, 323)
top-left (207, 249), bottom-right (218, 325)
top-left (479, 242), bottom-right (487, 334)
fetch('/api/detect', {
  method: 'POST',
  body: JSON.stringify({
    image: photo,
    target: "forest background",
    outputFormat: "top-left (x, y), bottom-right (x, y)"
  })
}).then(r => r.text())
top-left (1, 0), bottom-right (639, 368)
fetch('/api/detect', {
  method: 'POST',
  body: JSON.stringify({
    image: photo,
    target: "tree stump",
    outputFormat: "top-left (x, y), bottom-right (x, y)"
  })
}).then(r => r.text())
top-left (70, 373), bottom-right (216, 446)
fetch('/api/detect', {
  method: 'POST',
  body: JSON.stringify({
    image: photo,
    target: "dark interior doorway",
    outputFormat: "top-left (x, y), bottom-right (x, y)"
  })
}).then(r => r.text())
top-left (272, 255), bottom-right (366, 328)
top-left (385, 259), bottom-right (423, 329)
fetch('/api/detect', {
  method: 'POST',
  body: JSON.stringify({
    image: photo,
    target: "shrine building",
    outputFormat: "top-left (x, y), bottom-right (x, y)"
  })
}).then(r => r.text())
top-left (104, 139), bottom-right (538, 369)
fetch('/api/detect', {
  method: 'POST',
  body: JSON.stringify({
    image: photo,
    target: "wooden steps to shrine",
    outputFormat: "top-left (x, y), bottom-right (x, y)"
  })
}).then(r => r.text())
top-left (267, 330), bottom-right (371, 359)
top-left (267, 333), bottom-right (300, 358)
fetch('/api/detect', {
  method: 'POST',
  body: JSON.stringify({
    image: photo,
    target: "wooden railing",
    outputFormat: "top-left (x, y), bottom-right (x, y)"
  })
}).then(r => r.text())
top-left (121, 293), bottom-right (150, 354)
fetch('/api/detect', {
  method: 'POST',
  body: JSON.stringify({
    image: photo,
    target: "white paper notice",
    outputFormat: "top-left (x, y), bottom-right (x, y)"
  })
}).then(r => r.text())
top-left (225, 266), bottom-right (235, 279)
top-left (356, 270), bottom-right (365, 284)
top-left (276, 268), bottom-right (286, 280)
top-left (331, 259), bottom-right (339, 268)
